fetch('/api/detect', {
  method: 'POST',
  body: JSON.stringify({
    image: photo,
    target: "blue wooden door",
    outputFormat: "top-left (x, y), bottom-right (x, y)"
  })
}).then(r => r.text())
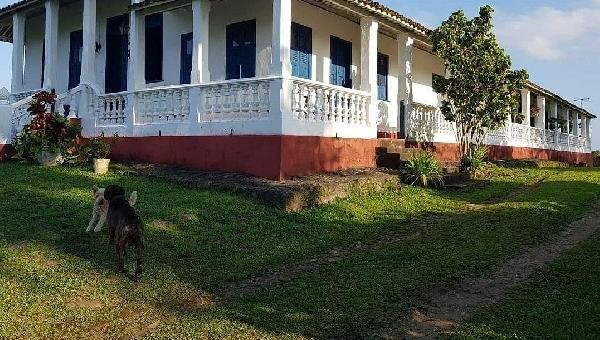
top-left (105, 14), bottom-right (129, 93)
top-left (68, 30), bottom-right (83, 90)
top-left (291, 23), bottom-right (312, 79)
top-left (330, 36), bottom-right (352, 88)
top-left (226, 20), bottom-right (256, 80)
top-left (377, 53), bottom-right (389, 101)
top-left (180, 32), bottom-right (193, 84)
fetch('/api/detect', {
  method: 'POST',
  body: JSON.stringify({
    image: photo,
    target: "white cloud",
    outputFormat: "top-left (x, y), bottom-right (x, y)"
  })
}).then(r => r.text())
top-left (495, 1), bottom-right (600, 60)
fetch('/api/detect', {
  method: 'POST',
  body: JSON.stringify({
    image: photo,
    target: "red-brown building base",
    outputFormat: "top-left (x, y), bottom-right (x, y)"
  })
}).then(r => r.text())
top-left (0, 144), bottom-right (15, 161)
top-left (405, 141), bottom-right (594, 167)
top-left (0, 136), bottom-right (593, 179)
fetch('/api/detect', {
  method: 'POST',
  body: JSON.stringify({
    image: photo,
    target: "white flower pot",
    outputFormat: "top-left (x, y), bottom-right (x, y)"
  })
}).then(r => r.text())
top-left (94, 158), bottom-right (111, 175)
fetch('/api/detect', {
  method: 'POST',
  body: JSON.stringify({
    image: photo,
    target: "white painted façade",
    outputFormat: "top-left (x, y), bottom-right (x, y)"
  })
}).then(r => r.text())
top-left (0, 0), bottom-right (595, 179)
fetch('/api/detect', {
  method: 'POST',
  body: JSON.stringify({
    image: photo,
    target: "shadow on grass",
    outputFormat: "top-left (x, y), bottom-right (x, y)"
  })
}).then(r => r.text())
top-left (1, 163), bottom-right (600, 338)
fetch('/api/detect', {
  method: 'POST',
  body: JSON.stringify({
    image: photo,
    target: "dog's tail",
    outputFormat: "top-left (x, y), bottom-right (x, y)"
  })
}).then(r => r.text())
top-left (129, 191), bottom-right (138, 206)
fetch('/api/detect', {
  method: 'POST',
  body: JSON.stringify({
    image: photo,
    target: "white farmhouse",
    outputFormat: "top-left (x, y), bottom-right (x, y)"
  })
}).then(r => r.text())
top-left (0, 0), bottom-right (595, 178)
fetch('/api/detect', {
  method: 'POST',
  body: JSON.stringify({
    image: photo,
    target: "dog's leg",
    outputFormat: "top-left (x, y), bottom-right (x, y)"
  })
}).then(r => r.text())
top-left (134, 238), bottom-right (144, 282)
top-left (94, 212), bottom-right (107, 233)
top-left (86, 210), bottom-right (99, 232)
top-left (116, 241), bottom-right (126, 274)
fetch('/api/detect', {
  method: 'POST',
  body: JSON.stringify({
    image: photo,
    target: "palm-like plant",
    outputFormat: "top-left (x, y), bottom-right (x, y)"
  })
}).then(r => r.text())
top-left (404, 151), bottom-right (444, 187)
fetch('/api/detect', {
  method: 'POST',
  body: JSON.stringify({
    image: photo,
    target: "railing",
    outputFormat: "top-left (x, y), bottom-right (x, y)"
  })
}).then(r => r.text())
top-left (292, 78), bottom-right (370, 126)
top-left (95, 92), bottom-right (128, 126)
top-left (198, 78), bottom-right (271, 122)
top-left (10, 89), bottom-right (39, 103)
top-left (135, 86), bottom-right (190, 124)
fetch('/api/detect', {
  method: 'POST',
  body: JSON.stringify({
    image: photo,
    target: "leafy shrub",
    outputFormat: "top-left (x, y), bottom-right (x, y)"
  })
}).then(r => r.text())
top-left (461, 146), bottom-right (488, 174)
top-left (13, 91), bottom-right (81, 162)
top-left (593, 151), bottom-right (600, 167)
top-left (79, 133), bottom-right (118, 162)
top-left (404, 151), bottom-right (444, 187)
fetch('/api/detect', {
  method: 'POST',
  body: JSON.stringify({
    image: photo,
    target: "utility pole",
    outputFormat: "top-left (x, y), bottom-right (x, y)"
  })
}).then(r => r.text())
top-left (573, 97), bottom-right (591, 108)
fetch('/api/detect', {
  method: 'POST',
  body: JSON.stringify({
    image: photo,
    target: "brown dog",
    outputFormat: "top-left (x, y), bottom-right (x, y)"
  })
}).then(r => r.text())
top-left (104, 185), bottom-right (144, 281)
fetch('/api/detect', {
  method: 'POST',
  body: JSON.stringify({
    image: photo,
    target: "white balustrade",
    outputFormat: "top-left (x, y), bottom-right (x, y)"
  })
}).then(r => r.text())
top-left (10, 89), bottom-right (39, 103)
top-left (292, 79), bottom-right (370, 125)
top-left (198, 79), bottom-right (271, 122)
top-left (511, 124), bottom-right (530, 142)
top-left (135, 87), bottom-right (190, 124)
top-left (95, 93), bottom-right (127, 126)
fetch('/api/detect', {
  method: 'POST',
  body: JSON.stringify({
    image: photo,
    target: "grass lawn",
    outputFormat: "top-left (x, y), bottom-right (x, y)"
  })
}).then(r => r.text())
top-left (455, 234), bottom-right (600, 339)
top-left (1, 162), bottom-right (600, 338)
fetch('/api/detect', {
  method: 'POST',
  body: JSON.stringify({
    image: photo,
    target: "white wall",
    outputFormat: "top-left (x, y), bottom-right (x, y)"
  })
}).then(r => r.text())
top-left (23, 13), bottom-right (44, 92)
top-left (56, 0), bottom-right (84, 94)
top-left (209, 0), bottom-right (274, 81)
top-left (413, 48), bottom-right (445, 106)
top-left (0, 105), bottom-right (11, 144)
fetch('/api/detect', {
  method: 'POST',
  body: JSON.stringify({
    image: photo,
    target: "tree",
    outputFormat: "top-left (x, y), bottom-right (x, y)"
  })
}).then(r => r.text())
top-left (431, 5), bottom-right (528, 170)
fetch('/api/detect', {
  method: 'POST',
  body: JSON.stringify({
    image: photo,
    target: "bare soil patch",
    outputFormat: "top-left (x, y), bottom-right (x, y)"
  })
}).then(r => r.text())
top-left (66, 296), bottom-right (104, 310)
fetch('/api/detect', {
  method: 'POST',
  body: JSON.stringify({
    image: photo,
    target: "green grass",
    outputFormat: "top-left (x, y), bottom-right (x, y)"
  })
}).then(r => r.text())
top-left (1, 162), bottom-right (600, 338)
top-left (456, 234), bottom-right (600, 339)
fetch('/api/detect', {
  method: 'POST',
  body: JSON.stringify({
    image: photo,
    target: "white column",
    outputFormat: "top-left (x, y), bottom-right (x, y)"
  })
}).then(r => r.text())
top-left (11, 13), bottom-right (25, 93)
top-left (536, 96), bottom-right (546, 129)
top-left (587, 118), bottom-right (592, 139)
top-left (550, 101), bottom-right (558, 127)
top-left (127, 9), bottom-right (144, 91)
top-left (43, 0), bottom-right (59, 89)
top-left (564, 108), bottom-right (571, 134)
top-left (80, 0), bottom-right (97, 87)
top-left (191, 0), bottom-right (210, 84)
top-left (581, 116), bottom-right (587, 139)
top-left (360, 17), bottom-right (378, 132)
top-left (397, 31), bottom-right (413, 137)
top-left (571, 110), bottom-right (579, 136)
top-left (521, 88), bottom-right (531, 126)
top-left (271, 0), bottom-right (292, 77)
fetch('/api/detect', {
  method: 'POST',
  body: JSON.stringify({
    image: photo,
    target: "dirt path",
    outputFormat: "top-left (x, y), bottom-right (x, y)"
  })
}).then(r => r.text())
top-left (381, 199), bottom-right (600, 339)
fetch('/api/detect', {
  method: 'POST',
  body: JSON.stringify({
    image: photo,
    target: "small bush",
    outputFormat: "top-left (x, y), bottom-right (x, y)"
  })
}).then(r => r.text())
top-left (13, 91), bottom-right (81, 163)
top-left (79, 133), bottom-right (118, 162)
top-left (461, 146), bottom-right (488, 174)
top-left (404, 151), bottom-right (444, 187)
top-left (593, 151), bottom-right (600, 167)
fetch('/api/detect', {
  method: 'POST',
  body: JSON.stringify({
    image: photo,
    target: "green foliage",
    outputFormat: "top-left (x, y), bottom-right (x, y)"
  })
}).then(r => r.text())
top-left (461, 145), bottom-right (488, 174)
top-left (79, 133), bottom-right (118, 162)
top-left (593, 151), bottom-right (600, 167)
top-left (404, 151), bottom-right (444, 187)
top-left (431, 5), bottom-right (529, 165)
top-left (13, 91), bottom-right (81, 162)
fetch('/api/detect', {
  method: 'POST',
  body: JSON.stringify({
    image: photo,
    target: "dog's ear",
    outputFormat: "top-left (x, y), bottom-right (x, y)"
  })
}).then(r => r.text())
top-left (93, 185), bottom-right (99, 195)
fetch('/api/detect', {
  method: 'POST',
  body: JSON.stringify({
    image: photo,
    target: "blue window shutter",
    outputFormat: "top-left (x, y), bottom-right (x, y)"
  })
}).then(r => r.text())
top-left (377, 53), bottom-right (389, 101)
top-left (226, 20), bottom-right (256, 80)
top-left (291, 23), bottom-right (312, 79)
top-left (330, 36), bottom-right (352, 88)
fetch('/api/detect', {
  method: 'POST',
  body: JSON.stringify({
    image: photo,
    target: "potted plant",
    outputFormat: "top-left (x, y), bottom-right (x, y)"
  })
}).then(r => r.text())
top-left (13, 91), bottom-right (81, 166)
top-left (80, 133), bottom-right (117, 175)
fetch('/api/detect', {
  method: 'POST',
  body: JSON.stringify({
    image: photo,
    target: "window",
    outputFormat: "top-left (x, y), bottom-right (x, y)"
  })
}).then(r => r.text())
top-left (180, 32), bottom-right (193, 84)
top-left (330, 36), bottom-right (352, 88)
top-left (226, 20), bottom-right (256, 80)
top-left (291, 23), bottom-right (312, 79)
top-left (68, 30), bottom-right (83, 90)
top-left (377, 53), bottom-right (389, 101)
top-left (145, 13), bottom-right (163, 83)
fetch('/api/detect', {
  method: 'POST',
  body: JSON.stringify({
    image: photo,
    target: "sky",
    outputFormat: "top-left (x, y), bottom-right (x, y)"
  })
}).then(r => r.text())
top-left (0, 0), bottom-right (598, 149)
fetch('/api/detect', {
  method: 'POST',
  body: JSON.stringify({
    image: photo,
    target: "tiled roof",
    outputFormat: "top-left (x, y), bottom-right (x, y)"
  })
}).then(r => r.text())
top-left (527, 81), bottom-right (596, 118)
